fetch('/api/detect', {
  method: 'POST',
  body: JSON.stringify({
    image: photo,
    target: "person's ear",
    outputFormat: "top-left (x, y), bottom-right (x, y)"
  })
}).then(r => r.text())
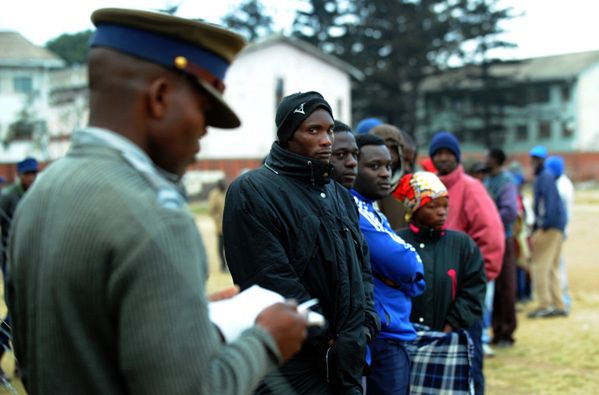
top-left (147, 77), bottom-right (171, 119)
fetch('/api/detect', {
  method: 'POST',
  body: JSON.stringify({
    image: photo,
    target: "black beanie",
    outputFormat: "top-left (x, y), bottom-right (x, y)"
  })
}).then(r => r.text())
top-left (275, 91), bottom-right (333, 145)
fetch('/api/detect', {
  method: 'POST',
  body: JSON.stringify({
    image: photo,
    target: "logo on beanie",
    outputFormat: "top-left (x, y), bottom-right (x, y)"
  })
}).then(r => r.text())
top-left (293, 103), bottom-right (306, 115)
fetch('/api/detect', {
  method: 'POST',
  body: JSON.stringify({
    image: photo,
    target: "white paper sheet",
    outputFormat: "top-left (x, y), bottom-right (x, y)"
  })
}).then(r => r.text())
top-left (208, 285), bottom-right (325, 343)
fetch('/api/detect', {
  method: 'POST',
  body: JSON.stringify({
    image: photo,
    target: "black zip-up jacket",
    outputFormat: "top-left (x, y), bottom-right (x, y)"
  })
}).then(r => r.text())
top-left (397, 224), bottom-right (486, 331)
top-left (223, 142), bottom-right (379, 395)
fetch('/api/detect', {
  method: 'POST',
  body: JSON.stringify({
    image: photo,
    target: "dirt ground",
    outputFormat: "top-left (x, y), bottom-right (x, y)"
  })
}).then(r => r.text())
top-left (1, 194), bottom-right (598, 394)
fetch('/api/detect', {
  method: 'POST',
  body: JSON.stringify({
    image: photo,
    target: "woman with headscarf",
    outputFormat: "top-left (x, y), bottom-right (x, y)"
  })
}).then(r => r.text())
top-left (392, 172), bottom-right (487, 394)
top-left (393, 172), bottom-right (486, 333)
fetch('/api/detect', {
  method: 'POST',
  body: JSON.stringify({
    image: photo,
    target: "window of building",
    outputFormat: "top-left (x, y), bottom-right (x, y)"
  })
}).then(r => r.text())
top-left (274, 77), bottom-right (284, 108)
top-left (13, 76), bottom-right (33, 94)
top-left (511, 86), bottom-right (528, 106)
top-left (561, 85), bottom-right (571, 103)
top-left (537, 86), bottom-right (550, 103)
top-left (530, 85), bottom-right (550, 103)
top-left (562, 123), bottom-right (574, 138)
top-left (452, 96), bottom-right (464, 111)
top-left (516, 124), bottom-right (528, 141)
top-left (539, 121), bottom-right (551, 139)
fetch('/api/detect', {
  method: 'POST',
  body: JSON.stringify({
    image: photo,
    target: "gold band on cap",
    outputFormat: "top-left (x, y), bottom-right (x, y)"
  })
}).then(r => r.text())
top-left (173, 56), bottom-right (226, 93)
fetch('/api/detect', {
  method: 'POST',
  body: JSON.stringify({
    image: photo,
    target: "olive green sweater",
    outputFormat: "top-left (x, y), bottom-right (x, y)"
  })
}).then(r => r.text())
top-left (7, 128), bottom-right (280, 395)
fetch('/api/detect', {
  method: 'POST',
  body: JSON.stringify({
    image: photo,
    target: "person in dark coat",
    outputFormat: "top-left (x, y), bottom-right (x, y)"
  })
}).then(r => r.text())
top-left (393, 172), bottom-right (486, 332)
top-left (485, 148), bottom-right (519, 347)
top-left (223, 91), bottom-right (379, 395)
top-left (0, 157), bottom-right (39, 268)
top-left (0, 157), bottom-right (38, 381)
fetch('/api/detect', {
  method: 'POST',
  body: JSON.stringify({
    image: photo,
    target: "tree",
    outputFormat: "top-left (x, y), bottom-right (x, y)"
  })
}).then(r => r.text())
top-left (291, 0), bottom-right (517, 143)
top-left (46, 30), bottom-right (93, 66)
top-left (453, 0), bottom-right (518, 147)
top-left (221, 0), bottom-right (274, 42)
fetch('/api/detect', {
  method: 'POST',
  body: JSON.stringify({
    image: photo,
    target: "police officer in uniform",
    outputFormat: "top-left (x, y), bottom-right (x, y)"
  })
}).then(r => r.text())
top-left (6, 8), bottom-right (306, 394)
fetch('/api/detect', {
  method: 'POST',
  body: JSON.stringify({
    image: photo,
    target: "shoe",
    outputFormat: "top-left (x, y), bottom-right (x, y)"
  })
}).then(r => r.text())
top-left (483, 343), bottom-right (495, 357)
top-left (550, 309), bottom-right (568, 317)
top-left (494, 339), bottom-right (515, 348)
top-left (527, 308), bottom-right (555, 318)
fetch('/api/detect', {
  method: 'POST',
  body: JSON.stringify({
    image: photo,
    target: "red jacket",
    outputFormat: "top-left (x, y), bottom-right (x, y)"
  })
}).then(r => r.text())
top-left (439, 165), bottom-right (505, 281)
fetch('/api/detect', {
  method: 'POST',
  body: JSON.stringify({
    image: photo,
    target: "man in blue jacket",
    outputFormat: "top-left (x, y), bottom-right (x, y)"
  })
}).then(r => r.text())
top-left (351, 134), bottom-right (425, 394)
top-left (528, 145), bottom-right (567, 318)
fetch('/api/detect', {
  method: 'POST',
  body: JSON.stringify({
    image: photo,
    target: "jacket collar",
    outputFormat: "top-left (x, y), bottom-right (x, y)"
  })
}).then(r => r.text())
top-left (349, 189), bottom-right (375, 204)
top-left (438, 164), bottom-right (464, 189)
top-left (71, 127), bottom-right (187, 207)
top-left (408, 222), bottom-right (446, 240)
top-left (265, 142), bottom-right (333, 187)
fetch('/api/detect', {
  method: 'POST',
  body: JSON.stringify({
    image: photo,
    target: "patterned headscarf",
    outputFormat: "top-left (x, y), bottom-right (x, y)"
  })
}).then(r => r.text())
top-left (392, 171), bottom-right (448, 221)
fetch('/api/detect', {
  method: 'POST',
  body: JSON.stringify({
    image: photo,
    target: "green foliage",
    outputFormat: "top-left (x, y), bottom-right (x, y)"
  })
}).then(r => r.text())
top-left (221, 0), bottom-right (274, 42)
top-left (46, 30), bottom-right (93, 66)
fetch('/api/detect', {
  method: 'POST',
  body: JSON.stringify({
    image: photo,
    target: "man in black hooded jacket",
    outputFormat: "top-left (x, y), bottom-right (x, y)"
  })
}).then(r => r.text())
top-left (223, 91), bottom-right (379, 395)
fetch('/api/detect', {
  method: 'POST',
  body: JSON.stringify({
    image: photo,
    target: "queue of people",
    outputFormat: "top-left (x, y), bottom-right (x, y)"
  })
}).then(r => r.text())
top-left (0, 7), bottom-right (573, 395)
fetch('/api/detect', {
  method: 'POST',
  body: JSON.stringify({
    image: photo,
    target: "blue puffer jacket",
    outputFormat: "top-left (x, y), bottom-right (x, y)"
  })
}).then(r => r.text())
top-left (533, 167), bottom-right (566, 232)
top-left (351, 190), bottom-right (426, 341)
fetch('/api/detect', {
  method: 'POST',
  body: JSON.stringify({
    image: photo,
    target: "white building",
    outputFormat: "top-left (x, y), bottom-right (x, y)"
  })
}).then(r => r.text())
top-left (46, 65), bottom-right (88, 159)
top-left (417, 49), bottom-right (599, 154)
top-left (0, 31), bottom-right (64, 162)
top-left (197, 35), bottom-right (362, 161)
top-left (35, 34), bottom-right (361, 191)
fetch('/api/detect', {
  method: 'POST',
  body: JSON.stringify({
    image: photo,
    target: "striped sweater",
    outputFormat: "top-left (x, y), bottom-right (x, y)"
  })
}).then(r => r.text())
top-left (7, 128), bottom-right (280, 395)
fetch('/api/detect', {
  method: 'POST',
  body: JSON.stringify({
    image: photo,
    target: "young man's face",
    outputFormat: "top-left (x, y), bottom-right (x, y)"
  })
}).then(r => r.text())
top-left (287, 109), bottom-right (335, 164)
top-left (354, 144), bottom-right (392, 200)
top-left (530, 156), bottom-right (544, 173)
top-left (413, 196), bottom-right (448, 231)
top-left (331, 132), bottom-right (358, 188)
top-left (20, 171), bottom-right (38, 191)
top-left (432, 148), bottom-right (458, 176)
top-left (485, 152), bottom-right (499, 171)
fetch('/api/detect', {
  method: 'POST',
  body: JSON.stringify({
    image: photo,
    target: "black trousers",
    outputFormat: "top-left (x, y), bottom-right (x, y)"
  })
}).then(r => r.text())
top-left (492, 237), bottom-right (518, 343)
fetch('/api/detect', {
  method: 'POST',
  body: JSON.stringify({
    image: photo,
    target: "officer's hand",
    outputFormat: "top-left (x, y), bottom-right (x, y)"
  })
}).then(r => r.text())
top-left (255, 301), bottom-right (308, 361)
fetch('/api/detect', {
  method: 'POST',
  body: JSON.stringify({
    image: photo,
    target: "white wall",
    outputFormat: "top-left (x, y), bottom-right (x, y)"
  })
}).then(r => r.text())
top-left (198, 42), bottom-right (353, 160)
top-left (0, 65), bottom-right (55, 161)
top-left (576, 62), bottom-right (599, 151)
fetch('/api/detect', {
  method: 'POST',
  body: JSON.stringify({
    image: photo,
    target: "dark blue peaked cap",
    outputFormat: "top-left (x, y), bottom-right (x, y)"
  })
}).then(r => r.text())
top-left (90, 8), bottom-right (246, 128)
top-left (17, 157), bottom-right (38, 174)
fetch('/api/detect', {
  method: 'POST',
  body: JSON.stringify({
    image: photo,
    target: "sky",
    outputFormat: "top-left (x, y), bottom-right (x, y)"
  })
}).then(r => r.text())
top-left (2, 0), bottom-right (599, 60)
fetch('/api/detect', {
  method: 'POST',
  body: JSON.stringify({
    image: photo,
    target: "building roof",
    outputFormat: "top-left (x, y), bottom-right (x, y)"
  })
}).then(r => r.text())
top-left (0, 31), bottom-right (64, 68)
top-left (240, 34), bottom-right (364, 81)
top-left (422, 49), bottom-right (599, 91)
